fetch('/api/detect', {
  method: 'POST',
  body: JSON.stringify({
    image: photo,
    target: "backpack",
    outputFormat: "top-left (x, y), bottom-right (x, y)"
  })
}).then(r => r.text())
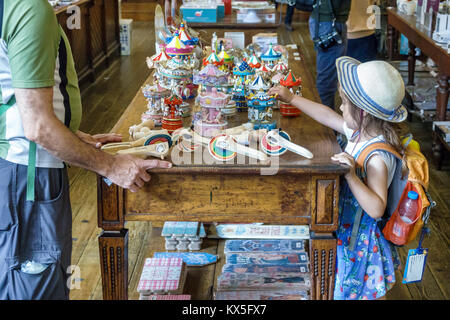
top-left (350, 135), bottom-right (433, 249)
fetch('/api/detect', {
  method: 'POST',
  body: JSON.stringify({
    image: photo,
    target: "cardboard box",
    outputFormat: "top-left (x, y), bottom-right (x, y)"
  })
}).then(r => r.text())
top-left (181, 5), bottom-right (218, 23)
top-left (224, 32), bottom-right (245, 49)
top-left (119, 19), bottom-right (133, 56)
top-left (252, 33), bottom-right (278, 53)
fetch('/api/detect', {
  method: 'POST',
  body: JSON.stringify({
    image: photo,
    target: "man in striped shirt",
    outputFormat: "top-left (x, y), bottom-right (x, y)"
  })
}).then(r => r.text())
top-left (0, 0), bottom-right (171, 299)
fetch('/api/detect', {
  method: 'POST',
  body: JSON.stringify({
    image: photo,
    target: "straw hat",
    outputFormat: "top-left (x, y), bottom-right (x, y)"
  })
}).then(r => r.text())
top-left (336, 56), bottom-right (407, 123)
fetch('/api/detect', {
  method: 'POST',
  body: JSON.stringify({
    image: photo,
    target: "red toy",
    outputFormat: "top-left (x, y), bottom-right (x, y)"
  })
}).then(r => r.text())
top-left (279, 70), bottom-right (302, 117)
top-left (162, 94), bottom-right (183, 133)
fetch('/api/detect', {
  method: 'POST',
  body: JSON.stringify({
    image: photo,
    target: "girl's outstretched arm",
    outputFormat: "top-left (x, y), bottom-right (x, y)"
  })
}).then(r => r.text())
top-left (332, 152), bottom-right (389, 219)
top-left (268, 86), bottom-right (345, 134)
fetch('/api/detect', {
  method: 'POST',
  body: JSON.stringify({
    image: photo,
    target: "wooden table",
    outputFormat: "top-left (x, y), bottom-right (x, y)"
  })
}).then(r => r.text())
top-left (387, 8), bottom-right (450, 167)
top-left (96, 45), bottom-right (347, 300)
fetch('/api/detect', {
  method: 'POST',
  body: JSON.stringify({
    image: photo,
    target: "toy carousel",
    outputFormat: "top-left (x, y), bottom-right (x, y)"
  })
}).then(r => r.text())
top-left (192, 62), bottom-right (231, 138)
top-left (232, 59), bottom-right (255, 112)
top-left (260, 43), bottom-right (282, 69)
top-left (141, 80), bottom-right (172, 125)
top-left (162, 94), bottom-right (184, 134)
top-left (247, 75), bottom-right (276, 130)
top-left (279, 70), bottom-right (302, 117)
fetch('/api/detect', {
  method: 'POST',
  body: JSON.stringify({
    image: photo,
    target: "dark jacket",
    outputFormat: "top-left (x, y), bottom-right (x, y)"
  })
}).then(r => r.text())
top-left (313, 0), bottom-right (352, 23)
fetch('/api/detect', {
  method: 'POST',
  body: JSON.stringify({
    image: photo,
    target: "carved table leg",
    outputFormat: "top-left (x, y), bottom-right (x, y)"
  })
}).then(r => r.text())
top-left (310, 233), bottom-right (337, 300)
top-left (433, 73), bottom-right (449, 169)
top-left (99, 230), bottom-right (128, 300)
top-left (97, 175), bottom-right (128, 299)
top-left (407, 41), bottom-right (416, 86)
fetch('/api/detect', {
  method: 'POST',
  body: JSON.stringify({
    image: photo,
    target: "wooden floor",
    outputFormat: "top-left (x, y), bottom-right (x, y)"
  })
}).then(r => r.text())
top-left (68, 21), bottom-right (449, 300)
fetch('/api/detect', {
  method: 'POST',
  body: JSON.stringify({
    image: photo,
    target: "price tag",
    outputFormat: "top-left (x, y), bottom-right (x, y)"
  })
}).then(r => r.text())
top-left (402, 248), bottom-right (428, 284)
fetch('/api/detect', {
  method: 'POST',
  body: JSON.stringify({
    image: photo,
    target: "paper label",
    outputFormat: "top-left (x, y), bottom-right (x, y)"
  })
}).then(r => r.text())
top-left (402, 248), bottom-right (428, 283)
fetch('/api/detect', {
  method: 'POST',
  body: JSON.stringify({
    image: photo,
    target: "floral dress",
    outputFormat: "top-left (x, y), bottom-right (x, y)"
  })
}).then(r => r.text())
top-left (334, 132), bottom-right (396, 300)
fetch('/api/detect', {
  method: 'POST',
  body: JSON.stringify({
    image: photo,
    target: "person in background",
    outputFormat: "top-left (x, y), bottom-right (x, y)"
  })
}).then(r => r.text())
top-left (274, 1), bottom-right (296, 31)
top-left (284, 2), bottom-right (296, 31)
top-left (0, 0), bottom-right (171, 300)
top-left (309, 0), bottom-right (351, 110)
top-left (346, 0), bottom-right (378, 62)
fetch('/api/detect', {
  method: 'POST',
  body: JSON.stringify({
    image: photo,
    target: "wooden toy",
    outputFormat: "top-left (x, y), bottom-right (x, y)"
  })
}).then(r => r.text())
top-left (279, 70), bottom-right (303, 117)
top-left (101, 129), bottom-right (172, 153)
top-left (161, 221), bottom-right (207, 251)
top-left (137, 257), bottom-right (187, 295)
top-left (208, 134), bottom-right (268, 162)
top-left (116, 143), bottom-right (170, 160)
top-left (262, 129), bottom-right (313, 159)
top-left (129, 119), bottom-right (156, 139)
top-left (260, 129), bottom-right (290, 156)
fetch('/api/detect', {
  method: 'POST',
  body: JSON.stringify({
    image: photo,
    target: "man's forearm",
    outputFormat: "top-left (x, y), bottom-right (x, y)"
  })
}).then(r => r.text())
top-left (34, 116), bottom-right (114, 176)
top-left (15, 87), bottom-right (114, 177)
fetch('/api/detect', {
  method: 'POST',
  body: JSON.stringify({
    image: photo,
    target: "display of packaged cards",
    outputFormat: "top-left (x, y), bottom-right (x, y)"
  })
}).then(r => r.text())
top-left (224, 240), bottom-right (305, 253)
top-left (222, 263), bottom-right (309, 274)
top-left (137, 257), bottom-right (187, 295)
top-left (226, 252), bottom-right (309, 265)
top-left (214, 290), bottom-right (309, 300)
top-left (139, 294), bottom-right (191, 300)
top-left (217, 272), bottom-right (311, 291)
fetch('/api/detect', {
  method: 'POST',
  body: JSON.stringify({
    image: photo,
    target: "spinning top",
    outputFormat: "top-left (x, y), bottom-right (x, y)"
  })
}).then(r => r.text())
top-left (209, 134), bottom-right (268, 162)
top-left (260, 130), bottom-right (290, 156)
top-left (261, 130), bottom-right (313, 159)
top-left (208, 134), bottom-right (237, 161)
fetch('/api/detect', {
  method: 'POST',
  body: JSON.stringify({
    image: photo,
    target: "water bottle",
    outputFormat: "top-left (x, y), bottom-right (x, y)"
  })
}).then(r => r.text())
top-left (398, 191), bottom-right (419, 224)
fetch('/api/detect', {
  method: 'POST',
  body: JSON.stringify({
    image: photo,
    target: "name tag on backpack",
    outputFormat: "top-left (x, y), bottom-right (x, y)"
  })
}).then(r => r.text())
top-left (402, 247), bottom-right (428, 283)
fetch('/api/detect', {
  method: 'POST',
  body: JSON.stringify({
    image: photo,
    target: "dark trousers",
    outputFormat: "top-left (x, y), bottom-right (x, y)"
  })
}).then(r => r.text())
top-left (285, 4), bottom-right (295, 25)
top-left (309, 17), bottom-right (348, 110)
top-left (0, 158), bottom-right (72, 300)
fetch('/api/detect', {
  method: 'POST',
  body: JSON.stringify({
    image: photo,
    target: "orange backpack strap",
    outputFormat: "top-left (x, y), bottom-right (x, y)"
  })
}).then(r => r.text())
top-left (355, 142), bottom-right (402, 171)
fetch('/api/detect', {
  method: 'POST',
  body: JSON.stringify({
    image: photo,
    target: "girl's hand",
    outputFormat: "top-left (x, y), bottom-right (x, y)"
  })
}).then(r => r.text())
top-left (268, 86), bottom-right (295, 104)
top-left (331, 152), bottom-right (356, 179)
top-left (76, 131), bottom-right (123, 149)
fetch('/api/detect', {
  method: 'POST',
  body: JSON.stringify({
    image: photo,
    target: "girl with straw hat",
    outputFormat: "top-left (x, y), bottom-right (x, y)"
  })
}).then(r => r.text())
top-left (270, 57), bottom-right (408, 300)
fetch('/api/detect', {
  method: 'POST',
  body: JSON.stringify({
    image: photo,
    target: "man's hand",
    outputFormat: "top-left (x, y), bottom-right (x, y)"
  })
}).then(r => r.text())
top-left (268, 86), bottom-right (295, 104)
top-left (106, 155), bottom-right (172, 192)
top-left (15, 87), bottom-right (172, 193)
top-left (76, 130), bottom-right (122, 149)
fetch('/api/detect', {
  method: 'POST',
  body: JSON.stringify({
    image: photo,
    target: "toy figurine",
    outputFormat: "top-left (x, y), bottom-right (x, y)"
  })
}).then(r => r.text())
top-left (162, 94), bottom-right (184, 133)
top-left (279, 70), bottom-right (302, 117)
